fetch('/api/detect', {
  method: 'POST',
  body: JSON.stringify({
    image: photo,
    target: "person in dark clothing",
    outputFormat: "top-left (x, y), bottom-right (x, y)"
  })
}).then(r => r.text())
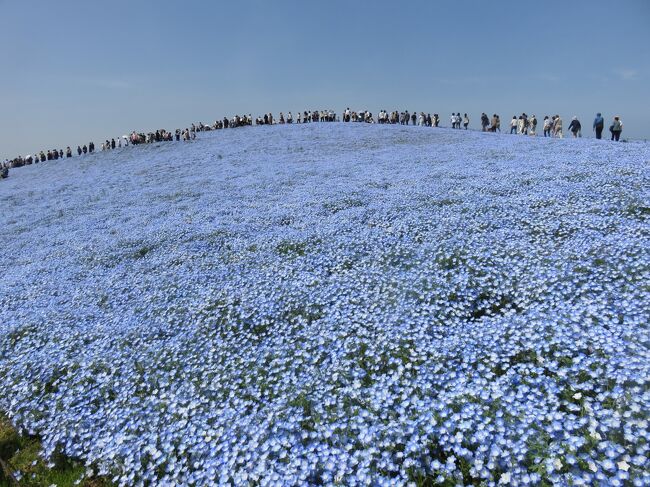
top-left (66, 147), bottom-right (72, 158)
top-left (82, 145), bottom-right (87, 154)
top-left (111, 138), bottom-right (116, 149)
top-left (77, 146), bottom-right (82, 156)
top-left (610, 116), bottom-right (623, 141)
top-left (411, 112), bottom-right (416, 125)
top-left (481, 113), bottom-right (489, 132)
top-left (89, 142), bottom-right (95, 153)
top-left (568, 117), bottom-right (582, 138)
top-left (593, 113), bottom-right (604, 139)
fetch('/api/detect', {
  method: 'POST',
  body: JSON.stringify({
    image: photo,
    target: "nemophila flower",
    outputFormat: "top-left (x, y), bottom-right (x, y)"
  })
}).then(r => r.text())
top-left (1, 124), bottom-right (649, 485)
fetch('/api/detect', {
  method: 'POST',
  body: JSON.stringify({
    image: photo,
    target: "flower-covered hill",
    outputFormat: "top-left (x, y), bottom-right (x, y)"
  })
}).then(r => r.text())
top-left (1, 123), bottom-right (649, 486)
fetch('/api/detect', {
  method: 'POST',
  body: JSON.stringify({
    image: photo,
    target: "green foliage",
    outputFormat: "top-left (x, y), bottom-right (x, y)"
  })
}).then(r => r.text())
top-left (0, 414), bottom-right (114, 487)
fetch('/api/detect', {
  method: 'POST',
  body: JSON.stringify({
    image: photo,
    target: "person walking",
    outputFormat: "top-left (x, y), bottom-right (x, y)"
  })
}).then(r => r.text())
top-left (543, 116), bottom-right (551, 137)
top-left (517, 116), bottom-right (524, 135)
top-left (553, 115), bottom-right (563, 138)
top-left (568, 117), bottom-right (582, 138)
top-left (593, 113), bottom-right (604, 139)
top-left (510, 116), bottom-right (518, 134)
top-left (463, 113), bottom-right (469, 129)
top-left (529, 115), bottom-right (537, 136)
top-left (610, 116), bottom-right (623, 141)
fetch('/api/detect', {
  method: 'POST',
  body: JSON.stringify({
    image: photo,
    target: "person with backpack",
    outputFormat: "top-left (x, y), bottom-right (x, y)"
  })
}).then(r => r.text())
top-left (610, 116), bottom-right (623, 141)
top-left (593, 113), bottom-right (604, 139)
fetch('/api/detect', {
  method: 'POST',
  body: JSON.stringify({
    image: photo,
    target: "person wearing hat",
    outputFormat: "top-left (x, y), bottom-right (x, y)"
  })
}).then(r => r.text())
top-left (593, 113), bottom-right (604, 139)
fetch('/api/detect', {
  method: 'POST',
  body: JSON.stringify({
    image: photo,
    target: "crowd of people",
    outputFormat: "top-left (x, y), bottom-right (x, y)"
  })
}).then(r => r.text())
top-left (1, 109), bottom-right (626, 180)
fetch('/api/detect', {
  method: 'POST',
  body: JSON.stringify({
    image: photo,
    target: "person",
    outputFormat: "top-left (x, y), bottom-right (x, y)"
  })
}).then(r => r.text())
top-left (481, 113), bottom-right (489, 132)
top-left (66, 147), bottom-right (72, 158)
top-left (529, 115), bottom-right (537, 136)
top-left (593, 113), bottom-right (604, 139)
top-left (463, 113), bottom-right (469, 130)
top-left (554, 115), bottom-right (563, 138)
top-left (510, 116), bottom-right (517, 134)
top-left (543, 116), bottom-right (551, 137)
top-left (489, 114), bottom-right (498, 132)
top-left (568, 117), bottom-right (582, 138)
top-left (610, 116), bottom-right (623, 141)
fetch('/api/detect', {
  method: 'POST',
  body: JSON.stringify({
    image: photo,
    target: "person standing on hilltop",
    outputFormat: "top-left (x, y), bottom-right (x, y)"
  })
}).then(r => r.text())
top-left (554, 115), bottom-right (563, 138)
top-left (543, 116), bottom-right (551, 137)
top-left (593, 113), bottom-right (604, 139)
top-left (529, 115), bottom-right (537, 136)
top-left (568, 117), bottom-right (582, 138)
top-left (490, 114), bottom-right (498, 132)
top-left (481, 113), bottom-right (489, 132)
top-left (510, 116), bottom-right (517, 134)
top-left (610, 116), bottom-right (623, 141)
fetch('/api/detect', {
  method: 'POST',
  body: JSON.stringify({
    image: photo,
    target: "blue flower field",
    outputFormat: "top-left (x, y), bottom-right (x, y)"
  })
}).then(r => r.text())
top-left (1, 123), bottom-right (649, 486)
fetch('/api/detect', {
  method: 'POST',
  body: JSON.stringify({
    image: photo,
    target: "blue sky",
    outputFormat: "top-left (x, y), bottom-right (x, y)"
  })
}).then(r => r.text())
top-left (1, 0), bottom-right (649, 158)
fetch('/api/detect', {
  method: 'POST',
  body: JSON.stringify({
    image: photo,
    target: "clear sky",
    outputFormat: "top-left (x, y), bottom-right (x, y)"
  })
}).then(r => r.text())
top-left (1, 0), bottom-right (649, 159)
